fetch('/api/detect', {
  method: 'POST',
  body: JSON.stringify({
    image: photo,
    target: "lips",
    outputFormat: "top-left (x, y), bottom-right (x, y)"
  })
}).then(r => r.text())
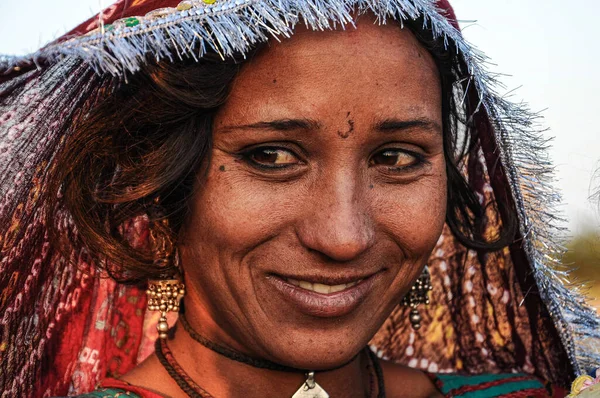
top-left (267, 272), bottom-right (380, 318)
top-left (285, 278), bottom-right (363, 294)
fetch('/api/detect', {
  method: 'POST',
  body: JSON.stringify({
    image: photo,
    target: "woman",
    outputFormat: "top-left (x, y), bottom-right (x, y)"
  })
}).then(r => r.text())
top-left (0, 0), bottom-right (598, 397)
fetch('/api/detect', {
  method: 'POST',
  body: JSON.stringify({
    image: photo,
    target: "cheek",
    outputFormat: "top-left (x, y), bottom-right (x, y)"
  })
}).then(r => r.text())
top-left (184, 168), bottom-right (296, 254)
top-left (375, 173), bottom-right (447, 257)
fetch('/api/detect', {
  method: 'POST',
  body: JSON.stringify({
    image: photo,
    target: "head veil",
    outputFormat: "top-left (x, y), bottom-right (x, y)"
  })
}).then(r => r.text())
top-left (1, 0), bottom-right (599, 395)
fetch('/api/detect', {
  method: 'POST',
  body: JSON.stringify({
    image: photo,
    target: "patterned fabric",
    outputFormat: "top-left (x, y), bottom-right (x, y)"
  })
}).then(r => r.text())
top-left (74, 388), bottom-right (142, 398)
top-left (74, 374), bottom-right (568, 397)
top-left (1, 0), bottom-right (598, 396)
top-left (429, 373), bottom-right (568, 397)
top-left (68, 378), bottom-right (157, 398)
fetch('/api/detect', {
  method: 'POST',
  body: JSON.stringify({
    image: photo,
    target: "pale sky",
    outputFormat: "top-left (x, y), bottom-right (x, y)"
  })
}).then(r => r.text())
top-left (1, 0), bottom-right (599, 236)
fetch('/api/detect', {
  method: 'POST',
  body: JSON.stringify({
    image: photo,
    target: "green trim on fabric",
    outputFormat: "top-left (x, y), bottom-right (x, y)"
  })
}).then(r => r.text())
top-left (435, 373), bottom-right (531, 393)
top-left (458, 380), bottom-right (545, 398)
top-left (75, 388), bottom-right (142, 397)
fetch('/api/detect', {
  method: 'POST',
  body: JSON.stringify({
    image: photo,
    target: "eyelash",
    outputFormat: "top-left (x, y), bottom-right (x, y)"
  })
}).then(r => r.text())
top-left (376, 149), bottom-right (428, 172)
top-left (239, 145), bottom-right (427, 172)
top-left (239, 145), bottom-right (304, 170)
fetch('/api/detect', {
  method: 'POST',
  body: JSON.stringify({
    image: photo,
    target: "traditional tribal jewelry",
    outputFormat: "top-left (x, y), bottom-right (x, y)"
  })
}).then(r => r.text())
top-left (155, 337), bottom-right (386, 398)
top-left (180, 314), bottom-right (335, 397)
top-left (156, 338), bottom-right (212, 398)
top-left (146, 279), bottom-right (186, 339)
top-left (180, 314), bottom-right (359, 373)
top-left (367, 349), bottom-right (385, 398)
top-left (291, 370), bottom-right (329, 398)
top-left (179, 313), bottom-right (385, 397)
top-left (402, 265), bottom-right (433, 330)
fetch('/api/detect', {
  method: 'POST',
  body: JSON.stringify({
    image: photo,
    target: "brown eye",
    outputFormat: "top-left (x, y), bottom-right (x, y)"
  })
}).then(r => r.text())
top-left (248, 147), bottom-right (299, 167)
top-left (371, 150), bottom-right (419, 168)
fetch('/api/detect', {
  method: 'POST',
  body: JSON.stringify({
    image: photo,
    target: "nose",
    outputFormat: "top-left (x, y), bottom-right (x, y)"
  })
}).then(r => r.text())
top-left (296, 171), bottom-right (375, 262)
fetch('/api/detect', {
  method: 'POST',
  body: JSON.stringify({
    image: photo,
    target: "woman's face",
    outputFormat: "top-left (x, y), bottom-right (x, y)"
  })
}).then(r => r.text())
top-left (179, 18), bottom-right (446, 369)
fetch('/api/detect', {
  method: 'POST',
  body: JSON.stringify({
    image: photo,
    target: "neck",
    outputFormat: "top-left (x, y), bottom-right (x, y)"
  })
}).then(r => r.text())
top-left (165, 316), bottom-right (374, 398)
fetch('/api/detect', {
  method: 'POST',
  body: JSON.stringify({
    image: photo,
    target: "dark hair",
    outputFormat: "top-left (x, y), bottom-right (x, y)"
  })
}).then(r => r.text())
top-left (47, 19), bottom-right (516, 284)
top-left (405, 18), bottom-right (517, 251)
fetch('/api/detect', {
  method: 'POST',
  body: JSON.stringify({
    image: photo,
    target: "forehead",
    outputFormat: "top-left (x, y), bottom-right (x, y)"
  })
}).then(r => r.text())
top-left (220, 17), bottom-right (441, 123)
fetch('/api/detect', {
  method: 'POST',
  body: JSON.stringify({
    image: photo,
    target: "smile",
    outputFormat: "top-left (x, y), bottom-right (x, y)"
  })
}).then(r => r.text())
top-left (267, 273), bottom-right (380, 318)
top-left (284, 278), bottom-right (363, 294)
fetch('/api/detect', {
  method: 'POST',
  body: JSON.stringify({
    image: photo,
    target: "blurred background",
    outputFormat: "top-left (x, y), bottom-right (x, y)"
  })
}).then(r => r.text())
top-left (1, 0), bottom-right (599, 307)
top-left (451, 0), bottom-right (600, 309)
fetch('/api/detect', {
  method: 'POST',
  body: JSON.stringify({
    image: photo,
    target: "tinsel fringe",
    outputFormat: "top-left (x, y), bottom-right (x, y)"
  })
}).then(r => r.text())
top-left (1, 0), bottom-right (598, 375)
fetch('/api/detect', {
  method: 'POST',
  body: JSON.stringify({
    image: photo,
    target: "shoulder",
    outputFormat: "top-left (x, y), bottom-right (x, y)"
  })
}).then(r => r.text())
top-left (428, 372), bottom-right (567, 398)
top-left (379, 359), bottom-right (443, 398)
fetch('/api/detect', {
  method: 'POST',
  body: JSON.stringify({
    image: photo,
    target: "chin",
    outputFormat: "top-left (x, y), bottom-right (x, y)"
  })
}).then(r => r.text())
top-left (244, 268), bottom-right (402, 369)
top-left (262, 329), bottom-right (372, 370)
top-left (250, 304), bottom-right (390, 370)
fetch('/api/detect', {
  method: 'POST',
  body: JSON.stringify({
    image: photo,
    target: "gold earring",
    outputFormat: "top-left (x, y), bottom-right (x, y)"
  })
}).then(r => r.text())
top-left (402, 266), bottom-right (432, 330)
top-left (147, 279), bottom-right (186, 339)
top-left (146, 210), bottom-right (185, 339)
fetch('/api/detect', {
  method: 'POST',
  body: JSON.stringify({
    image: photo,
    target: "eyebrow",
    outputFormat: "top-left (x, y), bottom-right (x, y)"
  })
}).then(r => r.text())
top-left (375, 118), bottom-right (442, 134)
top-left (221, 118), bottom-right (322, 132)
top-left (221, 117), bottom-right (441, 133)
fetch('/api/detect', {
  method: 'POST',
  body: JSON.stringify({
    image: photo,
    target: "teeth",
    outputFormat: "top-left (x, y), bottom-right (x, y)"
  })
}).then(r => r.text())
top-left (285, 278), bottom-right (362, 293)
top-left (329, 284), bottom-right (348, 293)
top-left (312, 283), bottom-right (330, 294)
top-left (298, 280), bottom-right (313, 290)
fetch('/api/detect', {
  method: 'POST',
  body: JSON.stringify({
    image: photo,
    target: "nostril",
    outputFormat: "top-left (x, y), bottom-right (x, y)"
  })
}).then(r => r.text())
top-left (307, 246), bottom-right (358, 264)
top-left (298, 228), bottom-right (375, 263)
top-left (296, 185), bottom-right (375, 262)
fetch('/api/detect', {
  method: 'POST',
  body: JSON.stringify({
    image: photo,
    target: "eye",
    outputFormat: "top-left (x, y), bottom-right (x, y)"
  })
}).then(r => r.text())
top-left (244, 147), bottom-right (300, 168)
top-left (370, 149), bottom-right (421, 168)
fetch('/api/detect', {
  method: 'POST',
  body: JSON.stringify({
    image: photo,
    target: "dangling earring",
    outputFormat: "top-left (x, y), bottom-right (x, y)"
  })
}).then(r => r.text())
top-left (146, 213), bottom-right (185, 339)
top-left (147, 278), bottom-right (186, 339)
top-left (402, 265), bottom-right (432, 330)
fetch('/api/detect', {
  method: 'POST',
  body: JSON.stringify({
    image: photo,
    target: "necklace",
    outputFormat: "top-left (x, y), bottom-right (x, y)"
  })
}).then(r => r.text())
top-left (156, 338), bottom-right (212, 398)
top-left (179, 314), bottom-right (358, 373)
top-left (155, 316), bottom-right (386, 398)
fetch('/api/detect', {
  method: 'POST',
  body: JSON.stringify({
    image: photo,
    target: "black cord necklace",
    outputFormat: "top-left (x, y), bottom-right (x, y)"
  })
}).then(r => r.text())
top-left (179, 314), bottom-right (360, 373)
top-left (155, 314), bottom-right (386, 397)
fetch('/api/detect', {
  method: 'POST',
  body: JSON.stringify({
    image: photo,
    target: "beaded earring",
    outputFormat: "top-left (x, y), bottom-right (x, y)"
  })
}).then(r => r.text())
top-left (402, 265), bottom-right (433, 330)
top-left (147, 279), bottom-right (186, 339)
top-left (146, 210), bottom-right (185, 339)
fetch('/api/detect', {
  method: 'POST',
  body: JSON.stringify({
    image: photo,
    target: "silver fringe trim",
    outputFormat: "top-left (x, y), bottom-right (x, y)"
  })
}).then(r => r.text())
top-left (1, 0), bottom-right (599, 374)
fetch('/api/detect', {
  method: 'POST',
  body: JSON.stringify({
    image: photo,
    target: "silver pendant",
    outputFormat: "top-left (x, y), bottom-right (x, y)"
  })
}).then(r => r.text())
top-left (291, 371), bottom-right (329, 398)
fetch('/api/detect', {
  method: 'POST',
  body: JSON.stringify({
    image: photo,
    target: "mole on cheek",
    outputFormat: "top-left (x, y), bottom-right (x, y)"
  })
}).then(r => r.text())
top-left (219, 165), bottom-right (226, 172)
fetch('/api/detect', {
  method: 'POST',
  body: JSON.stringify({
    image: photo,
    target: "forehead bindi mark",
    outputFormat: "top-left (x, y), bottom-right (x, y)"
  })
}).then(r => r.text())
top-left (337, 112), bottom-right (355, 139)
